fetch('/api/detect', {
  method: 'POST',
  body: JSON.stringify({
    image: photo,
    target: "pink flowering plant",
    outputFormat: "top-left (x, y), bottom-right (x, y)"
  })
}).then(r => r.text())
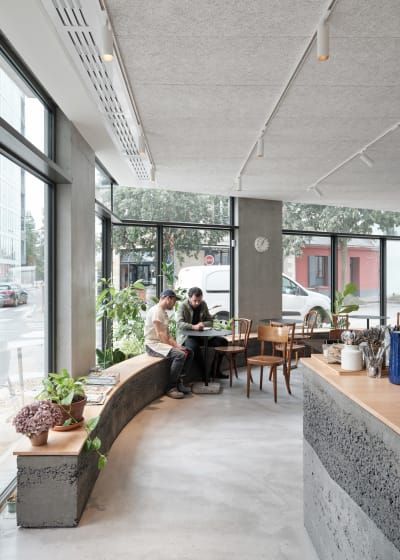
top-left (13, 401), bottom-right (63, 437)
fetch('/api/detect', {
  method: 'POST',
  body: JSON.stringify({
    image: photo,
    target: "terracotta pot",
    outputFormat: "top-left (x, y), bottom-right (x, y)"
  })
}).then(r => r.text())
top-left (55, 396), bottom-right (87, 426)
top-left (29, 430), bottom-right (49, 446)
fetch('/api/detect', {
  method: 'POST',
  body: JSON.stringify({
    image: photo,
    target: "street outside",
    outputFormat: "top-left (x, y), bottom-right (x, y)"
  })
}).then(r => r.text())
top-left (0, 285), bottom-right (45, 488)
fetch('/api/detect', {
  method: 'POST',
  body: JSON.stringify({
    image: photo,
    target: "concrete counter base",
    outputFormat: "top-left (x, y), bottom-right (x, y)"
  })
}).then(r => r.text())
top-left (303, 366), bottom-right (400, 560)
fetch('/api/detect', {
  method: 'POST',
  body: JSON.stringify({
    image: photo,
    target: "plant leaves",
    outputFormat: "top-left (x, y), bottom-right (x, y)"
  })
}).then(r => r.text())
top-left (98, 455), bottom-right (107, 470)
top-left (85, 416), bottom-right (100, 433)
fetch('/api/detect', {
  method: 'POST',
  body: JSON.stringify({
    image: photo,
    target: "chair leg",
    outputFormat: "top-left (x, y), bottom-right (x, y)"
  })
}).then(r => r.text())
top-left (286, 350), bottom-right (292, 378)
top-left (233, 356), bottom-right (238, 379)
top-left (246, 364), bottom-right (251, 398)
top-left (295, 351), bottom-right (299, 367)
top-left (272, 365), bottom-right (278, 403)
top-left (260, 366), bottom-right (264, 390)
top-left (229, 355), bottom-right (233, 387)
top-left (283, 363), bottom-right (292, 395)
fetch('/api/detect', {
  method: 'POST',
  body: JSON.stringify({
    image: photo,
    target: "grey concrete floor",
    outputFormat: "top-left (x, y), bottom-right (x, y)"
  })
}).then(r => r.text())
top-left (1, 365), bottom-right (318, 560)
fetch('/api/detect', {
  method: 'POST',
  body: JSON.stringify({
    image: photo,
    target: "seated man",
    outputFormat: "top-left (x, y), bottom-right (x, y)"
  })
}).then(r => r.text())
top-left (144, 289), bottom-right (193, 399)
top-left (176, 286), bottom-right (228, 379)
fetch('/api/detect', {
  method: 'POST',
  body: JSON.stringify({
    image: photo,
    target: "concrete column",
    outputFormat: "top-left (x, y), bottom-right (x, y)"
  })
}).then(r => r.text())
top-left (55, 110), bottom-right (95, 376)
top-left (235, 198), bottom-right (282, 327)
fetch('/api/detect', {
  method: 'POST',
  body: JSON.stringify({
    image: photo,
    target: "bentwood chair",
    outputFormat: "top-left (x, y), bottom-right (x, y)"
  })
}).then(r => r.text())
top-left (270, 321), bottom-right (298, 378)
top-left (246, 325), bottom-right (290, 403)
top-left (292, 310), bottom-right (318, 364)
top-left (332, 313), bottom-right (350, 330)
top-left (213, 318), bottom-right (252, 386)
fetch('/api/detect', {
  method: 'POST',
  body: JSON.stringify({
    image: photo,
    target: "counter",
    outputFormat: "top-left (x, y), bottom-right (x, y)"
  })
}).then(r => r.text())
top-left (302, 355), bottom-right (400, 560)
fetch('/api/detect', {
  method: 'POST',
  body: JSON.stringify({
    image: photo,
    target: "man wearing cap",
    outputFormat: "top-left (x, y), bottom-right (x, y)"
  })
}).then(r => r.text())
top-left (144, 289), bottom-right (193, 399)
top-left (176, 286), bottom-right (229, 379)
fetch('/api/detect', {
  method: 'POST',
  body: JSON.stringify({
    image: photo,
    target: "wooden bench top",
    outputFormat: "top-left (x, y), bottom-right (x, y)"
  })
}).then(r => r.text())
top-left (13, 354), bottom-right (165, 457)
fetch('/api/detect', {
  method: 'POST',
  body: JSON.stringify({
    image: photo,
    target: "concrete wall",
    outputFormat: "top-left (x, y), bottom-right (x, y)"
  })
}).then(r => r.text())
top-left (235, 198), bottom-right (282, 328)
top-left (55, 110), bottom-right (95, 376)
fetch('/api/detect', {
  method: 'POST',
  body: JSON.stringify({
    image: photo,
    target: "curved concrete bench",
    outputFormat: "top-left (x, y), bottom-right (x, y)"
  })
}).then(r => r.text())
top-left (14, 354), bottom-right (170, 528)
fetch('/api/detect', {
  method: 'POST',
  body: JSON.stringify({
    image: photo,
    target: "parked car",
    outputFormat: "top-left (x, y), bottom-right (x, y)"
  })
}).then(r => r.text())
top-left (176, 265), bottom-right (331, 324)
top-left (0, 283), bottom-right (28, 306)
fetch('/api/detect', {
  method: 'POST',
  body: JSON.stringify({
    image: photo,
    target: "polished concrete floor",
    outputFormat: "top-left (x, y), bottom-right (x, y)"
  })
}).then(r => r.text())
top-left (1, 365), bottom-right (318, 560)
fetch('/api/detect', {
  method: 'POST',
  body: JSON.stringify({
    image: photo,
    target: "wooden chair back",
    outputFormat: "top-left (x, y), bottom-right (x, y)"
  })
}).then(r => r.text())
top-left (332, 314), bottom-right (350, 329)
top-left (231, 318), bottom-right (252, 348)
top-left (257, 325), bottom-right (289, 355)
top-left (270, 321), bottom-right (295, 357)
top-left (397, 312), bottom-right (400, 327)
top-left (301, 310), bottom-right (318, 336)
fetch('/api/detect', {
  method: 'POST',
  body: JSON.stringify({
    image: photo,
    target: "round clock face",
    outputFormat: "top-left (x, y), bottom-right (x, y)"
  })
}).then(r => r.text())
top-left (254, 236), bottom-right (270, 253)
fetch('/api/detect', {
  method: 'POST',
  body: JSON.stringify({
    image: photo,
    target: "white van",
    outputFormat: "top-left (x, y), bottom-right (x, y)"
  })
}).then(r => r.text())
top-left (176, 265), bottom-right (331, 324)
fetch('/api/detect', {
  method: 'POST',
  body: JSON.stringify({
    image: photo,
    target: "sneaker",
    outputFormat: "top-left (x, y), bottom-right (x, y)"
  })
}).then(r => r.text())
top-left (177, 381), bottom-right (191, 395)
top-left (166, 388), bottom-right (184, 399)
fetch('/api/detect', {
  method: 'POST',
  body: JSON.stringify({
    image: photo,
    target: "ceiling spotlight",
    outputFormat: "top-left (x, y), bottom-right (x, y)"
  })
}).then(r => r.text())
top-left (138, 133), bottom-right (146, 156)
top-left (235, 176), bottom-right (242, 191)
top-left (317, 20), bottom-right (329, 61)
top-left (150, 166), bottom-right (156, 182)
top-left (359, 152), bottom-right (374, 168)
top-left (256, 137), bottom-right (264, 158)
top-left (101, 22), bottom-right (114, 62)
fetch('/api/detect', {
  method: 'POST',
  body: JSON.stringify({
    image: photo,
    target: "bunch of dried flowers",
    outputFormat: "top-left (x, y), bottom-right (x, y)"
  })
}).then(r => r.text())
top-left (13, 401), bottom-right (63, 436)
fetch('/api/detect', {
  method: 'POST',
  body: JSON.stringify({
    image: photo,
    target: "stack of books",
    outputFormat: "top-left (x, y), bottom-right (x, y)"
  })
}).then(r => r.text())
top-left (86, 369), bottom-right (120, 385)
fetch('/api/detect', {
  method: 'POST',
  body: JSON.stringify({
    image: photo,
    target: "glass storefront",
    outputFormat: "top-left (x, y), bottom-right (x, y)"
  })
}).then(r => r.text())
top-left (0, 155), bottom-right (48, 489)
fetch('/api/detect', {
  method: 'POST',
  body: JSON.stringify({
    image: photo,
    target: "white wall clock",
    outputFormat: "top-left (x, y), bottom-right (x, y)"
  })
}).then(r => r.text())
top-left (254, 236), bottom-right (270, 253)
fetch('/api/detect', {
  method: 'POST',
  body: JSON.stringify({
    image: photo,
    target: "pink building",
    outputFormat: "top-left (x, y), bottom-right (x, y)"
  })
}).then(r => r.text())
top-left (295, 240), bottom-right (379, 298)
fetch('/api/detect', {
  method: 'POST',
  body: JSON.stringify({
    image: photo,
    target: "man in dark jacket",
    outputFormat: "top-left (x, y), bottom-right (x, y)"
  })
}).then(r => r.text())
top-left (176, 286), bottom-right (228, 378)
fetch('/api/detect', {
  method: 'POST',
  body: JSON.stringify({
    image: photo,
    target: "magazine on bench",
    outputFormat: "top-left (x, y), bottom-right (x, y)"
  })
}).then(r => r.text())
top-left (86, 369), bottom-right (120, 385)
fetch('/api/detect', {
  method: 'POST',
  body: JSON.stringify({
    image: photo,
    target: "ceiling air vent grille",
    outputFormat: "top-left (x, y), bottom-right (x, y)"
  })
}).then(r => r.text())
top-left (49, 0), bottom-right (149, 180)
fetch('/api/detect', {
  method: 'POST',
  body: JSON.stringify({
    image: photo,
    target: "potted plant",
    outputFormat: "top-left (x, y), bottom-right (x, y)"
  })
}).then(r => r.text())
top-left (36, 370), bottom-right (108, 469)
top-left (333, 282), bottom-right (360, 328)
top-left (36, 369), bottom-right (87, 428)
top-left (6, 492), bottom-right (17, 514)
top-left (96, 278), bottom-right (147, 366)
top-left (13, 400), bottom-right (63, 446)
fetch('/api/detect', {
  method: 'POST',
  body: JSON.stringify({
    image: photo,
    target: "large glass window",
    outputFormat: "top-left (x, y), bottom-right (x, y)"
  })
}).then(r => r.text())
top-left (95, 165), bottom-right (112, 210)
top-left (386, 241), bottom-right (400, 326)
top-left (0, 155), bottom-right (48, 487)
top-left (113, 186), bottom-right (230, 225)
top-left (283, 202), bottom-right (400, 236)
top-left (0, 49), bottom-right (51, 156)
top-left (283, 235), bottom-right (331, 324)
top-left (112, 225), bottom-right (157, 302)
top-left (337, 238), bottom-right (380, 328)
top-left (165, 227), bottom-right (231, 320)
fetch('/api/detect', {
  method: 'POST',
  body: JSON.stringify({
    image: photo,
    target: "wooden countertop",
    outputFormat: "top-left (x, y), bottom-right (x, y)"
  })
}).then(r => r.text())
top-left (302, 354), bottom-right (400, 436)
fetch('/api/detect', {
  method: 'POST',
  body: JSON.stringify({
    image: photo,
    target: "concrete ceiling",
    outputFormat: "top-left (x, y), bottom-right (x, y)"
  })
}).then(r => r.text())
top-left (105, 0), bottom-right (400, 209)
top-left (2, 1), bottom-right (400, 211)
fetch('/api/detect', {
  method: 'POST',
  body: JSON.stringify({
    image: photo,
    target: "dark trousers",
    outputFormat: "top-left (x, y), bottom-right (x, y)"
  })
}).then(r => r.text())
top-left (146, 346), bottom-right (193, 391)
top-left (183, 336), bottom-right (228, 377)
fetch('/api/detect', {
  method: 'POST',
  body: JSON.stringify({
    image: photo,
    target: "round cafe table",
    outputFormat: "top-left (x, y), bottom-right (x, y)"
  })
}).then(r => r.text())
top-left (181, 328), bottom-right (231, 393)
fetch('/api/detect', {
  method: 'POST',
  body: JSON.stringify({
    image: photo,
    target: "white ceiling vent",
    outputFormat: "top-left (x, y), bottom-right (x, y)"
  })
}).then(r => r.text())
top-left (43, 0), bottom-right (150, 181)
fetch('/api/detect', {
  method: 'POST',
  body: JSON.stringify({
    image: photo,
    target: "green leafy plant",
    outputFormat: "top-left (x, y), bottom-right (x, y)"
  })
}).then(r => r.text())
top-left (37, 369), bottom-right (86, 406)
top-left (96, 278), bottom-right (147, 366)
top-left (333, 282), bottom-right (360, 327)
top-left (37, 369), bottom-right (107, 469)
top-left (95, 347), bottom-right (126, 370)
top-left (334, 282), bottom-right (360, 315)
